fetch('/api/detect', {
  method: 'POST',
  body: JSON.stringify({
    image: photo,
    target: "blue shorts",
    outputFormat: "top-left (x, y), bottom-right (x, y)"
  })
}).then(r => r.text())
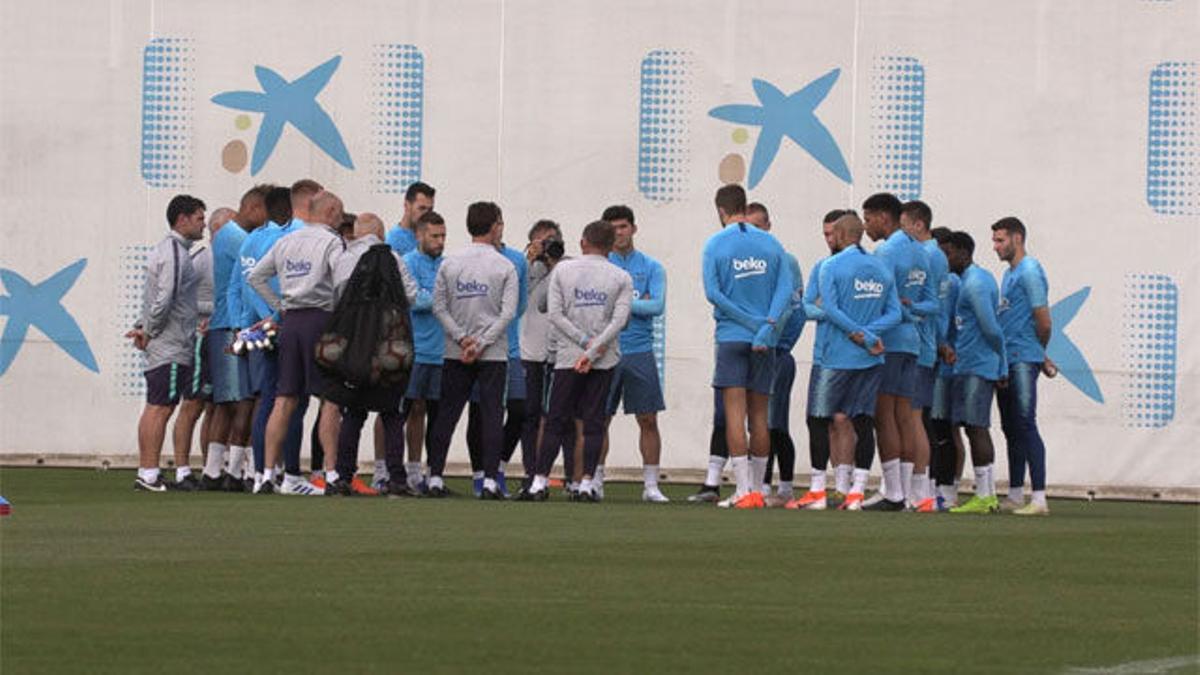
top-left (912, 365), bottom-right (937, 409)
top-left (826, 366), bottom-right (884, 418)
top-left (712, 342), bottom-right (776, 395)
top-left (951, 374), bottom-right (994, 428)
top-left (880, 352), bottom-right (917, 398)
top-left (806, 364), bottom-right (836, 418)
top-left (607, 351), bottom-right (666, 416)
top-left (406, 362), bottom-right (442, 401)
top-left (247, 348), bottom-right (276, 396)
top-left (190, 332), bottom-right (213, 401)
top-left (930, 376), bottom-right (952, 421)
top-left (208, 329), bottom-right (246, 403)
top-left (768, 350), bottom-right (795, 430)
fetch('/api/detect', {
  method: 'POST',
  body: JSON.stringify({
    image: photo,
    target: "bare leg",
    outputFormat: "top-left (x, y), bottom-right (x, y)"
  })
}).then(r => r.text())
top-left (264, 396), bottom-right (299, 473)
top-left (722, 387), bottom-right (748, 457)
top-left (138, 404), bottom-right (175, 470)
top-left (874, 394), bottom-right (901, 462)
top-left (319, 400), bottom-right (342, 474)
top-left (173, 399), bottom-right (204, 469)
top-left (746, 393), bottom-right (770, 458)
top-left (636, 413), bottom-right (661, 465)
top-left (406, 399), bottom-right (426, 463)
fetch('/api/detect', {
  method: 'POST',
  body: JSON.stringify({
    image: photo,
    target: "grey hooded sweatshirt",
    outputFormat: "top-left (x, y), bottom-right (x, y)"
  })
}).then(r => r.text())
top-left (545, 254), bottom-right (633, 370)
top-left (140, 230), bottom-right (200, 370)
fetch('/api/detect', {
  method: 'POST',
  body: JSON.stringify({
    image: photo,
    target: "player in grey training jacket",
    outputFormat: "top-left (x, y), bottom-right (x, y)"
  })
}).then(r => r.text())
top-left (425, 201), bottom-right (520, 499)
top-left (523, 220), bottom-right (633, 502)
top-left (128, 194), bottom-right (207, 492)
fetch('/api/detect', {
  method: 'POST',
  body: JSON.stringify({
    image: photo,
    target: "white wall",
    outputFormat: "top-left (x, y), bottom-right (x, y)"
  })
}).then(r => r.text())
top-left (1, 0), bottom-right (1197, 494)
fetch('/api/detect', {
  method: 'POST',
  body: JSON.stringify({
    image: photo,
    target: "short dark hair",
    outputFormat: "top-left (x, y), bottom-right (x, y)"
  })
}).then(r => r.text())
top-left (746, 202), bottom-right (769, 218)
top-left (240, 184), bottom-right (271, 207)
top-left (601, 205), bottom-right (635, 225)
top-left (265, 186), bottom-right (293, 225)
top-left (582, 220), bottom-right (616, 251)
top-left (528, 219), bottom-right (561, 241)
top-left (901, 200), bottom-right (933, 230)
top-left (166, 194), bottom-right (205, 228)
top-left (991, 216), bottom-right (1027, 240)
top-left (946, 231), bottom-right (975, 256)
top-left (405, 181), bottom-right (436, 203)
top-left (339, 212), bottom-right (357, 235)
top-left (930, 226), bottom-right (953, 245)
top-left (466, 201), bottom-right (502, 237)
top-left (823, 209), bottom-right (847, 224)
top-left (290, 179), bottom-right (322, 197)
top-left (416, 210), bottom-right (445, 230)
top-left (862, 193), bottom-right (903, 221)
top-left (714, 184), bottom-right (747, 216)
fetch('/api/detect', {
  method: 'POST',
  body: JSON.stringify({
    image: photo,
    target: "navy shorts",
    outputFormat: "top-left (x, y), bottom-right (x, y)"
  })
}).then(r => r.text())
top-left (951, 374), bottom-right (995, 428)
top-left (930, 376), bottom-right (952, 421)
top-left (247, 348), bottom-right (277, 396)
top-left (607, 351), bottom-right (666, 416)
top-left (880, 352), bottom-right (917, 398)
top-left (190, 332), bottom-right (213, 401)
top-left (506, 356), bottom-right (526, 400)
top-left (768, 350), bottom-right (795, 430)
top-left (805, 364), bottom-right (836, 418)
top-left (208, 329), bottom-right (245, 403)
top-left (712, 341), bottom-right (776, 395)
top-left (145, 362), bottom-right (194, 407)
top-left (826, 365), bottom-right (884, 418)
top-left (406, 362), bottom-right (443, 400)
top-left (912, 365), bottom-right (937, 409)
top-left (276, 308), bottom-right (331, 398)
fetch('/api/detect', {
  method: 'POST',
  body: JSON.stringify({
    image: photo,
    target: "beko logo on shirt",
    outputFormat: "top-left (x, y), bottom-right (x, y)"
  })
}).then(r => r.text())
top-left (732, 257), bottom-right (767, 278)
top-left (905, 268), bottom-right (927, 287)
top-left (853, 278), bottom-right (884, 299)
top-left (240, 256), bottom-right (258, 275)
top-left (284, 259), bottom-right (312, 278)
top-left (575, 288), bottom-right (608, 306)
top-left (456, 280), bottom-right (489, 297)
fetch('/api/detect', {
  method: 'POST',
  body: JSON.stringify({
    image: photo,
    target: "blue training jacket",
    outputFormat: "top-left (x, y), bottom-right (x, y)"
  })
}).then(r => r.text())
top-left (953, 263), bottom-right (1008, 380)
top-left (403, 248), bottom-right (444, 365)
top-left (873, 229), bottom-right (938, 356)
top-left (916, 238), bottom-right (949, 368)
top-left (999, 256), bottom-right (1049, 365)
top-left (817, 244), bottom-right (902, 370)
top-left (208, 222), bottom-right (247, 330)
top-left (609, 248), bottom-right (666, 355)
top-left (701, 222), bottom-right (793, 347)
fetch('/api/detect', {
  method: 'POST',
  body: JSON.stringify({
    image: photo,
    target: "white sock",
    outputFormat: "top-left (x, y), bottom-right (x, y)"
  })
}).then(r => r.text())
top-left (374, 459), bottom-right (389, 482)
top-left (643, 465), bottom-right (659, 489)
top-left (595, 465), bottom-right (605, 484)
top-left (881, 459), bottom-right (902, 501)
top-left (580, 478), bottom-right (593, 494)
top-left (705, 455), bottom-right (726, 487)
top-left (568, 481), bottom-right (579, 492)
top-left (405, 462), bottom-right (421, 481)
top-left (428, 475), bottom-right (445, 489)
top-left (850, 468), bottom-right (869, 495)
top-left (532, 475), bottom-right (549, 492)
top-left (939, 483), bottom-right (957, 503)
top-left (226, 445), bottom-right (247, 479)
top-left (472, 470), bottom-right (484, 480)
top-left (175, 466), bottom-right (192, 482)
top-left (731, 455), bottom-right (751, 495)
top-left (326, 470), bottom-right (340, 484)
top-left (974, 466), bottom-right (992, 497)
top-left (1008, 484), bottom-right (1024, 503)
top-left (749, 456), bottom-right (767, 493)
top-left (483, 477), bottom-right (497, 492)
top-left (138, 467), bottom-right (160, 483)
top-left (900, 461), bottom-right (914, 502)
top-left (810, 470), bottom-right (827, 493)
top-left (204, 443), bottom-right (227, 479)
top-left (263, 467), bottom-right (276, 483)
top-left (911, 473), bottom-right (930, 502)
top-left (1032, 489), bottom-right (1047, 506)
top-left (835, 464), bottom-right (852, 494)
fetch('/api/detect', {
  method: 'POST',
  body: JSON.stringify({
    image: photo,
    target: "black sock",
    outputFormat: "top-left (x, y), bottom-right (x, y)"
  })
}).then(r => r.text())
top-left (710, 424), bottom-right (728, 459)
top-left (772, 429), bottom-right (796, 483)
top-left (931, 418), bottom-right (954, 486)
top-left (852, 415), bottom-right (876, 471)
top-left (805, 417), bottom-right (831, 475)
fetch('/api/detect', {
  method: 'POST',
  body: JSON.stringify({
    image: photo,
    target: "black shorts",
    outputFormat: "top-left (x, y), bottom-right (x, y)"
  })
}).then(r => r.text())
top-left (144, 362), bottom-right (195, 407)
top-left (276, 308), bottom-right (331, 398)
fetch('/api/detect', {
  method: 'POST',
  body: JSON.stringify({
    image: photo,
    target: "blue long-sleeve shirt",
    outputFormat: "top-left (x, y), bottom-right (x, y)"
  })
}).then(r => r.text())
top-left (803, 257), bottom-right (829, 366)
top-left (937, 272), bottom-right (961, 379)
top-left (402, 248), bottom-right (445, 365)
top-left (775, 252), bottom-right (805, 352)
top-left (999, 256), bottom-right (1049, 365)
top-left (873, 229), bottom-right (935, 356)
top-left (500, 245), bottom-right (528, 360)
top-left (818, 245), bottom-right (902, 370)
top-left (916, 239), bottom-right (949, 368)
top-left (208, 222), bottom-right (248, 330)
top-left (701, 222), bottom-right (792, 346)
top-left (609, 248), bottom-right (666, 355)
top-left (230, 223), bottom-right (281, 326)
top-left (953, 264), bottom-right (1008, 380)
top-left (386, 226), bottom-right (417, 255)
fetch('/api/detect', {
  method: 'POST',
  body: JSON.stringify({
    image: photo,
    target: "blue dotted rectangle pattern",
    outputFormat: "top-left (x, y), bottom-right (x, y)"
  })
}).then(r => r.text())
top-left (140, 38), bottom-right (193, 188)
top-left (118, 246), bottom-right (151, 397)
top-left (870, 56), bottom-right (925, 200)
top-left (638, 50), bottom-right (691, 202)
top-left (652, 314), bottom-right (666, 389)
top-left (373, 44), bottom-right (424, 193)
top-left (1122, 273), bottom-right (1177, 428)
top-left (1146, 62), bottom-right (1197, 216)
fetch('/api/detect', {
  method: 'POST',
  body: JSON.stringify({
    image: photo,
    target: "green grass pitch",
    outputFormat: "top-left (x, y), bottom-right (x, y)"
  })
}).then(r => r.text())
top-left (1, 468), bottom-right (1197, 674)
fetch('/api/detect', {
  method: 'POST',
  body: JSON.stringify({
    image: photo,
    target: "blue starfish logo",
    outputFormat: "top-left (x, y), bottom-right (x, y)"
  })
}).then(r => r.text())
top-left (0, 259), bottom-right (98, 377)
top-left (212, 55), bottom-right (354, 175)
top-left (709, 69), bottom-right (852, 189)
top-left (1048, 287), bottom-right (1103, 403)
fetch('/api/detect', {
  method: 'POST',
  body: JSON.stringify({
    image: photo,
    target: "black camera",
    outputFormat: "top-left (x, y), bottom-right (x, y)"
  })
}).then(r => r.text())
top-left (541, 238), bottom-right (565, 261)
